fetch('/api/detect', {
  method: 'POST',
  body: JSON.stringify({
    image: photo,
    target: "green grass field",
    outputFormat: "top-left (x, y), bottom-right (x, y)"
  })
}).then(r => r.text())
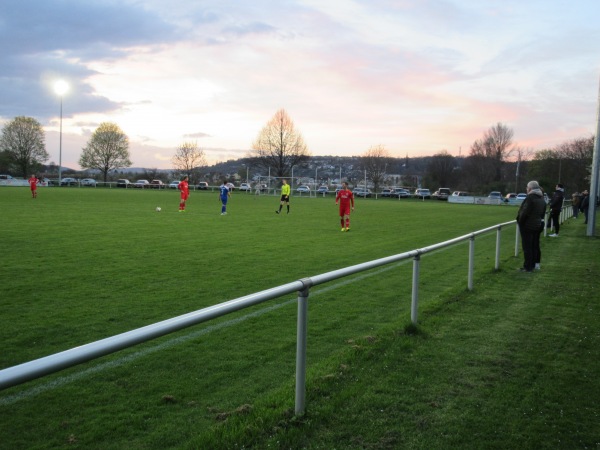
top-left (0, 187), bottom-right (597, 449)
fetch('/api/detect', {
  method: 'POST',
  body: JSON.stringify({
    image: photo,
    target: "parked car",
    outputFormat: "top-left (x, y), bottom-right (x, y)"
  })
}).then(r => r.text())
top-left (353, 188), bottom-right (372, 198)
top-left (452, 191), bottom-right (470, 196)
top-left (169, 181), bottom-right (179, 189)
top-left (432, 188), bottom-right (451, 200)
top-left (516, 193), bottom-right (527, 201)
top-left (239, 182), bottom-right (252, 191)
top-left (133, 179), bottom-right (150, 188)
top-left (505, 193), bottom-right (517, 201)
top-left (81, 178), bottom-right (96, 187)
top-left (197, 182), bottom-right (209, 190)
top-left (381, 188), bottom-right (393, 197)
top-left (60, 177), bottom-right (78, 186)
top-left (117, 179), bottom-right (131, 188)
top-left (488, 191), bottom-right (503, 200)
top-left (226, 182), bottom-right (235, 191)
top-left (391, 188), bottom-right (411, 198)
top-left (317, 186), bottom-right (329, 194)
top-left (296, 185), bottom-right (310, 194)
top-left (413, 188), bottom-right (431, 199)
top-left (150, 180), bottom-right (165, 189)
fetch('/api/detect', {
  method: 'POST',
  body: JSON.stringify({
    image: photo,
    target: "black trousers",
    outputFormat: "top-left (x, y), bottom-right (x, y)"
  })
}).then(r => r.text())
top-left (520, 227), bottom-right (540, 271)
top-left (547, 210), bottom-right (561, 234)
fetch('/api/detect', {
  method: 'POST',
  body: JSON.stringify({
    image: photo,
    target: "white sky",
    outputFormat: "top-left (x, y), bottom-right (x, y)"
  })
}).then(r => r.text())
top-left (1, 0), bottom-right (599, 169)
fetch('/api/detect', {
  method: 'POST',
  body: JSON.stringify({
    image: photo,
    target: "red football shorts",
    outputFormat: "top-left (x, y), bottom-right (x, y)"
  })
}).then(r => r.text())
top-left (339, 204), bottom-right (351, 216)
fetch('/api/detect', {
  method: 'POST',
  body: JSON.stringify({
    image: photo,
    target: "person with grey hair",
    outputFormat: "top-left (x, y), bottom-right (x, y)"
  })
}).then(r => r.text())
top-left (516, 181), bottom-right (547, 272)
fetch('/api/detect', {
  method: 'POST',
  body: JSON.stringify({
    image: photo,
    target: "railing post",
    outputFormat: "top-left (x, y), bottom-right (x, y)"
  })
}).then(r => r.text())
top-left (515, 225), bottom-right (520, 257)
top-left (411, 254), bottom-right (420, 324)
top-left (295, 281), bottom-right (311, 416)
top-left (468, 235), bottom-right (475, 291)
top-left (495, 227), bottom-right (501, 271)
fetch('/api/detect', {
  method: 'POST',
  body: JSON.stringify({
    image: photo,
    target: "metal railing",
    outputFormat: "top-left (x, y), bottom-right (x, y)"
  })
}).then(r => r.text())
top-left (0, 219), bottom-right (522, 415)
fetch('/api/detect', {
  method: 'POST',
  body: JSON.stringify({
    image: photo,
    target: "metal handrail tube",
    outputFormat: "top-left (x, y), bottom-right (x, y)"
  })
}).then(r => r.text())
top-left (295, 286), bottom-right (310, 415)
top-left (468, 237), bottom-right (475, 290)
top-left (0, 280), bottom-right (305, 390)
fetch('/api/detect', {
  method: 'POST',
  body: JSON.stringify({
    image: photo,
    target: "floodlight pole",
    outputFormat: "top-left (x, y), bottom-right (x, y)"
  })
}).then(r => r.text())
top-left (58, 96), bottom-right (63, 186)
top-left (588, 75), bottom-right (600, 236)
top-left (54, 80), bottom-right (68, 186)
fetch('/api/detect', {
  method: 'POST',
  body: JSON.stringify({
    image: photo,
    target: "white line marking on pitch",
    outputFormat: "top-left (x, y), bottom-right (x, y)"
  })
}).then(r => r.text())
top-left (1, 260), bottom-right (410, 405)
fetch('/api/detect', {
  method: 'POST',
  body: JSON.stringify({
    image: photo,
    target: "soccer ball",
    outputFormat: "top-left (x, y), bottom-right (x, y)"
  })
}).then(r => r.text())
top-left (155, 206), bottom-right (161, 212)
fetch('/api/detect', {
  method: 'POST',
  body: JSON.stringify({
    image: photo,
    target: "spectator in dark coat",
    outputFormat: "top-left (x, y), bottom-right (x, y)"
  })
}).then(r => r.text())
top-left (580, 190), bottom-right (590, 224)
top-left (572, 192), bottom-right (581, 219)
top-left (517, 181), bottom-right (547, 272)
top-left (547, 183), bottom-right (565, 237)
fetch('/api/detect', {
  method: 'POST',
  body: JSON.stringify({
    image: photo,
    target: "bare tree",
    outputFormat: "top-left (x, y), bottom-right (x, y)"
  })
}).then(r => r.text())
top-left (249, 109), bottom-right (310, 177)
top-left (142, 168), bottom-right (163, 182)
top-left (529, 136), bottom-right (594, 192)
top-left (79, 122), bottom-right (132, 182)
top-left (0, 116), bottom-right (48, 177)
top-left (509, 147), bottom-right (535, 192)
top-left (425, 150), bottom-right (456, 188)
top-left (172, 142), bottom-right (207, 184)
top-left (470, 123), bottom-right (516, 183)
top-left (360, 145), bottom-right (391, 193)
top-left (461, 123), bottom-right (517, 192)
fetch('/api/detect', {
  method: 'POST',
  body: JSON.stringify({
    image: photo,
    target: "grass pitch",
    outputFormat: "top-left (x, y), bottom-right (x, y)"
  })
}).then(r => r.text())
top-left (1, 187), bottom-right (596, 449)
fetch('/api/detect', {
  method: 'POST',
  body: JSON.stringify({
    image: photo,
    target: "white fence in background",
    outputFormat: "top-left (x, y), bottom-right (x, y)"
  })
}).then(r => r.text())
top-left (0, 209), bottom-right (574, 415)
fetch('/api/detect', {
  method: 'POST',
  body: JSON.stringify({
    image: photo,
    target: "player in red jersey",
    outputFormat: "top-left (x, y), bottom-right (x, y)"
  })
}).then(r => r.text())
top-left (335, 182), bottom-right (355, 231)
top-left (177, 176), bottom-right (189, 212)
top-left (28, 174), bottom-right (39, 198)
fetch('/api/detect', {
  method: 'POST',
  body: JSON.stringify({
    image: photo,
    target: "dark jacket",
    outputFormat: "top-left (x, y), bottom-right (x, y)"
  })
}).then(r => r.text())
top-left (581, 194), bottom-right (589, 211)
top-left (549, 188), bottom-right (565, 212)
top-left (517, 189), bottom-right (546, 232)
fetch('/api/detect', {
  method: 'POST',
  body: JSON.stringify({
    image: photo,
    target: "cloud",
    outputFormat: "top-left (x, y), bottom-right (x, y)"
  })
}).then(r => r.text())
top-left (0, 0), bottom-right (182, 122)
top-left (183, 132), bottom-right (212, 139)
top-left (2, 0), bottom-right (599, 170)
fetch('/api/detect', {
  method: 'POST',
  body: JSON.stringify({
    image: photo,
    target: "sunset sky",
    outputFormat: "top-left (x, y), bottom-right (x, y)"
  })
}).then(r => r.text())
top-left (1, 0), bottom-right (599, 170)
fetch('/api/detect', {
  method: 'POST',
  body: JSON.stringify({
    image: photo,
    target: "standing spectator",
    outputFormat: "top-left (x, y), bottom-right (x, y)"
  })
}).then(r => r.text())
top-left (28, 174), bottom-right (38, 198)
top-left (517, 180), bottom-right (546, 272)
top-left (580, 190), bottom-right (590, 224)
top-left (547, 183), bottom-right (565, 237)
top-left (335, 182), bottom-right (355, 232)
top-left (572, 192), bottom-right (581, 218)
top-left (177, 176), bottom-right (189, 212)
top-left (219, 179), bottom-right (231, 215)
top-left (275, 179), bottom-right (291, 214)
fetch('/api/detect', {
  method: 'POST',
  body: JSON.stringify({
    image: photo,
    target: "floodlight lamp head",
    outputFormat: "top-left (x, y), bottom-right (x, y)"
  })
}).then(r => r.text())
top-left (54, 80), bottom-right (69, 96)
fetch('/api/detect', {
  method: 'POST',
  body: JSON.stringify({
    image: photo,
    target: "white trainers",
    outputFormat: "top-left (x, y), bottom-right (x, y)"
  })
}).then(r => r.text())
top-left (549, 233), bottom-right (558, 237)
top-left (534, 263), bottom-right (541, 270)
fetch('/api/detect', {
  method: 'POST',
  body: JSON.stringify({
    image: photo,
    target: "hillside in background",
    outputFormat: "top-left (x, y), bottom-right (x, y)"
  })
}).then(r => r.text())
top-left (46, 154), bottom-right (445, 186)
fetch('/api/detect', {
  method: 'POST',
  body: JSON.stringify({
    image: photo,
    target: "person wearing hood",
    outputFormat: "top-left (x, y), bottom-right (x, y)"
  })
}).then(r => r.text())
top-left (547, 183), bottom-right (565, 237)
top-left (517, 181), bottom-right (547, 272)
top-left (580, 190), bottom-right (590, 224)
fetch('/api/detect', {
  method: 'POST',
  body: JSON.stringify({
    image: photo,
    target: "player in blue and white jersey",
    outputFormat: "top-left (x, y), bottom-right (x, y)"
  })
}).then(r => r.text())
top-left (219, 180), bottom-right (231, 215)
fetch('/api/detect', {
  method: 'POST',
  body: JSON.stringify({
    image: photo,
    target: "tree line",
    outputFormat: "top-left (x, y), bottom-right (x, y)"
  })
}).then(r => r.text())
top-left (0, 112), bottom-right (595, 195)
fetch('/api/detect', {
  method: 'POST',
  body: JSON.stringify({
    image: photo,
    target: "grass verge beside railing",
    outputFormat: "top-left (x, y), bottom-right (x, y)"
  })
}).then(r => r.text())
top-left (191, 220), bottom-right (600, 449)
